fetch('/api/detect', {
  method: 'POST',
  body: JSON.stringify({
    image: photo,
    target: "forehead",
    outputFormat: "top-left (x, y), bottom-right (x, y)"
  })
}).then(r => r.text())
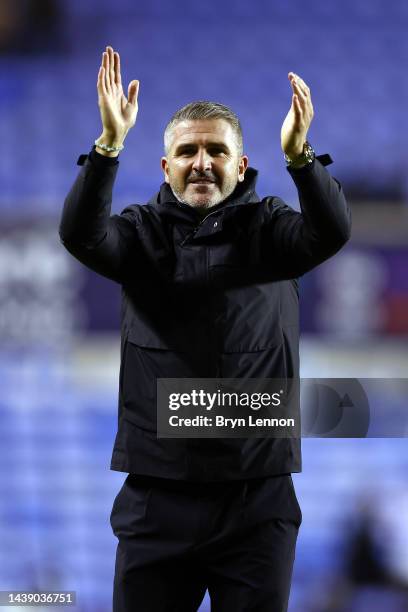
top-left (170, 119), bottom-right (235, 148)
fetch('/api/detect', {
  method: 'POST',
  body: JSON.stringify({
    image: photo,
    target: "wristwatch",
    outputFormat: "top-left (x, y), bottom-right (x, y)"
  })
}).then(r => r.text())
top-left (284, 141), bottom-right (315, 167)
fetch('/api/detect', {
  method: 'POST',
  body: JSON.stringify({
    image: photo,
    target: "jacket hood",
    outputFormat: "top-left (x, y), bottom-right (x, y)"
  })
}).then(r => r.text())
top-left (148, 166), bottom-right (261, 210)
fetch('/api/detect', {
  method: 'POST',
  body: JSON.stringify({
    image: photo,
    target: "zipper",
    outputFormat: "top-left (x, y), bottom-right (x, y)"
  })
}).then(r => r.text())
top-left (179, 208), bottom-right (221, 246)
top-left (178, 199), bottom-right (257, 229)
top-left (177, 199), bottom-right (259, 246)
top-left (205, 240), bottom-right (219, 377)
top-left (198, 219), bottom-right (222, 378)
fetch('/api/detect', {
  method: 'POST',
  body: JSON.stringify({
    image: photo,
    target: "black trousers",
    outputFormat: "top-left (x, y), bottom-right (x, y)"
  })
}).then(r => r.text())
top-left (110, 473), bottom-right (302, 612)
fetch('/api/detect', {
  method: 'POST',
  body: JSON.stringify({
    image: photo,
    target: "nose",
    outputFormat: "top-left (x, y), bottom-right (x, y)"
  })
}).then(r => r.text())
top-left (192, 148), bottom-right (212, 172)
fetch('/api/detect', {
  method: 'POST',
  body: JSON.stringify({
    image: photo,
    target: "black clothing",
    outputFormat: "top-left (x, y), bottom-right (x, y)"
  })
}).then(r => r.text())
top-left (110, 472), bottom-right (302, 612)
top-left (60, 147), bottom-right (350, 611)
top-left (59, 148), bottom-right (351, 481)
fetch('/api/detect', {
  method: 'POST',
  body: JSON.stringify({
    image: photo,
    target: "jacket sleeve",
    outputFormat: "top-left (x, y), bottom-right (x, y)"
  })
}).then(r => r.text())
top-left (58, 148), bottom-right (142, 284)
top-left (261, 155), bottom-right (352, 279)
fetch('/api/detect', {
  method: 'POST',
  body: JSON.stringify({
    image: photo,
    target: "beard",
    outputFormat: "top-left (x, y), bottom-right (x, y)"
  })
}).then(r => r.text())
top-left (171, 186), bottom-right (218, 209)
top-left (168, 164), bottom-right (240, 210)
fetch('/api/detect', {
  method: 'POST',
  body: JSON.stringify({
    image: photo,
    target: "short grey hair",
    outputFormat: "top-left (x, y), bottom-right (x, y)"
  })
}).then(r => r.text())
top-left (164, 101), bottom-right (243, 156)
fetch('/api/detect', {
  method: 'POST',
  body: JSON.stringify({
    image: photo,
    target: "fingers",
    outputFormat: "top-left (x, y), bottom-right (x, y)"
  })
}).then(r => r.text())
top-left (292, 94), bottom-right (302, 120)
top-left (99, 46), bottom-right (122, 94)
top-left (114, 51), bottom-right (122, 87)
top-left (109, 47), bottom-right (115, 89)
top-left (98, 45), bottom-right (140, 115)
top-left (289, 72), bottom-right (310, 97)
top-left (289, 74), bottom-right (307, 108)
top-left (102, 50), bottom-right (111, 93)
top-left (103, 47), bottom-right (111, 93)
top-left (128, 80), bottom-right (140, 106)
top-left (97, 65), bottom-right (107, 97)
top-left (288, 72), bottom-right (314, 118)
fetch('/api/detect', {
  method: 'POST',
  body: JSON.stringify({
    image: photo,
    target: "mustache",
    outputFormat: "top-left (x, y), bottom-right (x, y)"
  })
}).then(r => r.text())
top-left (188, 173), bottom-right (217, 182)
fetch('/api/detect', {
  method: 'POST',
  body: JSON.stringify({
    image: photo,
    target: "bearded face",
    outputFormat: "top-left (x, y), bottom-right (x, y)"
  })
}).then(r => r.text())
top-left (161, 119), bottom-right (248, 210)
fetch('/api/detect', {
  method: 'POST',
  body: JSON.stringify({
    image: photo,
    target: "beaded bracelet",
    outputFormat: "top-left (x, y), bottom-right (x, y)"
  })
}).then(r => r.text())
top-left (94, 139), bottom-right (124, 152)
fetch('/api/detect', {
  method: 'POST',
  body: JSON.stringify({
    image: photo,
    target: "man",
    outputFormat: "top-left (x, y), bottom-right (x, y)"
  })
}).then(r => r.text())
top-left (59, 45), bottom-right (351, 612)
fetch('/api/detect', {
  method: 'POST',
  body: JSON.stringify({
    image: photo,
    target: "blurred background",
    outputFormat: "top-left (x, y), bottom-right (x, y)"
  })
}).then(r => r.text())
top-left (0, 0), bottom-right (408, 610)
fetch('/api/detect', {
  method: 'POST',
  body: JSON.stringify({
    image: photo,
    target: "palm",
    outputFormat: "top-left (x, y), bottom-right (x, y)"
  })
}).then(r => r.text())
top-left (281, 106), bottom-right (299, 155)
top-left (97, 46), bottom-right (139, 138)
top-left (280, 72), bottom-right (314, 158)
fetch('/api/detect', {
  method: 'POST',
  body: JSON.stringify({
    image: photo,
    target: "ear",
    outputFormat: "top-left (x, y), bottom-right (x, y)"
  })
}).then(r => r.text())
top-left (161, 157), bottom-right (170, 183)
top-left (238, 155), bottom-right (249, 182)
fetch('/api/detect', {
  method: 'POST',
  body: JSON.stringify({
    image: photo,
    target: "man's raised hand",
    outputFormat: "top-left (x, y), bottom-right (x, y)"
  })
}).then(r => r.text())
top-left (96, 46), bottom-right (139, 151)
top-left (280, 72), bottom-right (314, 160)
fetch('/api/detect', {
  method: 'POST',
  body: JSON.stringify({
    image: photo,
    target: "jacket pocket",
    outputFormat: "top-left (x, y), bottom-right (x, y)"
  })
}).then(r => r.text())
top-left (121, 322), bottom-right (205, 431)
top-left (217, 283), bottom-right (282, 353)
top-left (219, 342), bottom-right (285, 378)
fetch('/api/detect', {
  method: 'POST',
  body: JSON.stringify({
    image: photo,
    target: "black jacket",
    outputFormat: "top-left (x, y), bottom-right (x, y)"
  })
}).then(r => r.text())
top-left (59, 147), bottom-right (351, 481)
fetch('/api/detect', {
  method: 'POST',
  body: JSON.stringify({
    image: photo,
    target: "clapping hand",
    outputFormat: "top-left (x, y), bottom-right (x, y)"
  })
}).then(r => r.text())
top-left (96, 46), bottom-right (140, 149)
top-left (281, 72), bottom-right (314, 159)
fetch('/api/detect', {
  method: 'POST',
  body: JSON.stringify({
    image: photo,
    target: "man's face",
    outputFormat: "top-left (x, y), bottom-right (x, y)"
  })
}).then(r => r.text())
top-left (161, 119), bottom-right (248, 210)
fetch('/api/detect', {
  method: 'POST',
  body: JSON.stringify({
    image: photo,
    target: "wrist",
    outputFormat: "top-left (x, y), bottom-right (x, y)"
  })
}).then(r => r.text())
top-left (95, 131), bottom-right (127, 157)
top-left (284, 141), bottom-right (315, 168)
top-left (284, 146), bottom-right (303, 160)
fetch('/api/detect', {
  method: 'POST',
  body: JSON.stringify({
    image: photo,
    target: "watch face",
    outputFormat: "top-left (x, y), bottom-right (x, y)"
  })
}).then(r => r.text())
top-left (303, 142), bottom-right (315, 162)
top-left (284, 142), bottom-right (315, 166)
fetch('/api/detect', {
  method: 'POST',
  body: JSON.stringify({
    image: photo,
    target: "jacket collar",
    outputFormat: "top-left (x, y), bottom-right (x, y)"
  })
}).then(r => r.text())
top-left (148, 166), bottom-right (261, 212)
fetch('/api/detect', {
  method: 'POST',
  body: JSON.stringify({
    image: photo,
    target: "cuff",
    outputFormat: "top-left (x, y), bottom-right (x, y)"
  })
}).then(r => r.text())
top-left (76, 145), bottom-right (120, 167)
top-left (286, 153), bottom-right (333, 176)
